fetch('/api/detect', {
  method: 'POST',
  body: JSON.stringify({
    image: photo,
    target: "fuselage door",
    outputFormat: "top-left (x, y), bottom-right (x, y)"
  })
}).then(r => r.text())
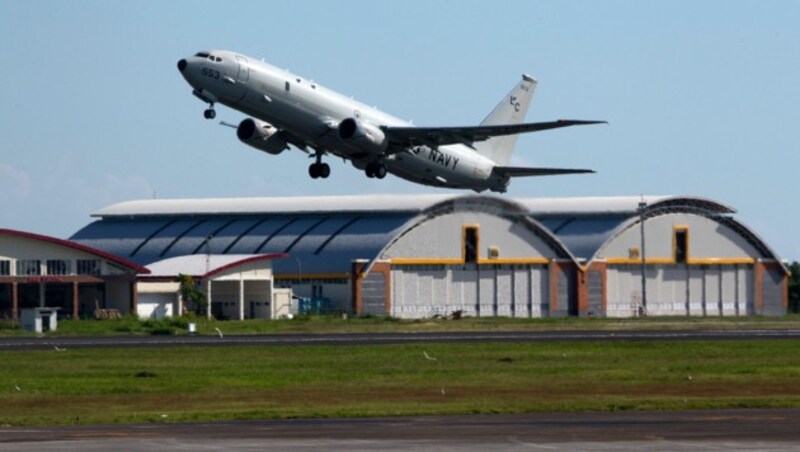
top-left (236, 56), bottom-right (249, 83)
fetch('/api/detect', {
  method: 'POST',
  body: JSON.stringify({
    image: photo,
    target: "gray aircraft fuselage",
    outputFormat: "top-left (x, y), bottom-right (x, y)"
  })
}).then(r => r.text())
top-left (178, 50), bottom-right (598, 192)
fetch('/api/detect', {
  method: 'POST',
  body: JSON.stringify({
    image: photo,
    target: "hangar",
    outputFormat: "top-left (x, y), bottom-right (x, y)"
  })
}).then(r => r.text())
top-left (0, 229), bottom-right (148, 320)
top-left (70, 194), bottom-right (788, 319)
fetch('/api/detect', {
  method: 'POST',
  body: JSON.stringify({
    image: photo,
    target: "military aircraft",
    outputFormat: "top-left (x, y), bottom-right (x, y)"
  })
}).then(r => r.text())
top-left (177, 50), bottom-right (604, 192)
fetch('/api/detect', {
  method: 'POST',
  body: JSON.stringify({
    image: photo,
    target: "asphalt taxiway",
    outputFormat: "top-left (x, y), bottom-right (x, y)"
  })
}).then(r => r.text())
top-left (2, 409), bottom-right (800, 451)
top-left (2, 328), bottom-right (800, 350)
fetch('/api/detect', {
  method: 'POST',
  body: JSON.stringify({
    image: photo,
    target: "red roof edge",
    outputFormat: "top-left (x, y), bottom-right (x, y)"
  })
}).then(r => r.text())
top-left (0, 228), bottom-right (151, 274)
top-left (202, 253), bottom-right (288, 279)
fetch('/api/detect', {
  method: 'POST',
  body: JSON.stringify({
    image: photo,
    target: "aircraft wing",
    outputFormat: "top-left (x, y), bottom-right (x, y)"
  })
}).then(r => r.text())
top-left (383, 120), bottom-right (606, 148)
top-left (492, 166), bottom-right (595, 177)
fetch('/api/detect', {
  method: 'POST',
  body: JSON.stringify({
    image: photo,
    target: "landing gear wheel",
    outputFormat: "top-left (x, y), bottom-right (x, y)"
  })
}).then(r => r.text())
top-left (319, 163), bottom-right (330, 178)
top-left (365, 163), bottom-right (376, 178)
top-left (374, 164), bottom-right (387, 179)
top-left (203, 108), bottom-right (216, 119)
top-left (309, 162), bottom-right (330, 179)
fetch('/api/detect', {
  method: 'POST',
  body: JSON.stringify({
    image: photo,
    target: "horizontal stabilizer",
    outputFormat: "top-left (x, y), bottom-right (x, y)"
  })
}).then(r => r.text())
top-left (493, 166), bottom-right (595, 178)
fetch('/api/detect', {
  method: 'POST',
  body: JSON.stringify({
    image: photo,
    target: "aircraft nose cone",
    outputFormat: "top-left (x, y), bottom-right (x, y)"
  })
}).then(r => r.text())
top-left (177, 59), bottom-right (187, 72)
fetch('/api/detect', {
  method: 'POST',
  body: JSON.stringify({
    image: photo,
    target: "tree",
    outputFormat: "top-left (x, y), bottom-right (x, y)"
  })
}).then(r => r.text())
top-left (788, 262), bottom-right (800, 313)
top-left (177, 274), bottom-right (207, 315)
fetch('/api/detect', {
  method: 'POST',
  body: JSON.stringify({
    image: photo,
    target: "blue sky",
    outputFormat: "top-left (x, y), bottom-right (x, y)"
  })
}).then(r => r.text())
top-left (1, 1), bottom-right (798, 259)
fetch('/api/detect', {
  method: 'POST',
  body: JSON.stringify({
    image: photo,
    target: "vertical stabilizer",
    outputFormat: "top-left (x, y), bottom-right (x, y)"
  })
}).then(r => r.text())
top-left (473, 75), bottom-right (537, 166)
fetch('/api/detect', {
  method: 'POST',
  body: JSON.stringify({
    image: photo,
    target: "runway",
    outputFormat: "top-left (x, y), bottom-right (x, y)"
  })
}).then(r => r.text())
top-left (2, 409), bottom-right (800, 451)
top-left (1, 328), bottom-right (800, 350)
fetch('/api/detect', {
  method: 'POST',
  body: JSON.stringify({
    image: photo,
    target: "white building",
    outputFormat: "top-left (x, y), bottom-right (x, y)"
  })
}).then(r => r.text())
top-left (0, 228), bottom-right (148, 319)
top-left (138, 253), bottom-right (290, 319)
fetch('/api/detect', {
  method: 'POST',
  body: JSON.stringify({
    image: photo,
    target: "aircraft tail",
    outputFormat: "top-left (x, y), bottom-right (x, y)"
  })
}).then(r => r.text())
top-left (473, 74), bottom-right (537, 166)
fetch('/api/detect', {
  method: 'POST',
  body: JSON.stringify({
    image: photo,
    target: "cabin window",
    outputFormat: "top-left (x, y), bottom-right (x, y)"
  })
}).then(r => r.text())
top-left (674, 228), bottom-right (688, 263)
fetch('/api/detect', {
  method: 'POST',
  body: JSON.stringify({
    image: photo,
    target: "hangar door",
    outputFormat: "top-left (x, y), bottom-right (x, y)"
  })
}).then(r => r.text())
top-left (361, 272), bottom-right (387, 316)
top-left (391, 264), bottom-right (549, 319)
top-left (605, 264), bottom-right (754, 317)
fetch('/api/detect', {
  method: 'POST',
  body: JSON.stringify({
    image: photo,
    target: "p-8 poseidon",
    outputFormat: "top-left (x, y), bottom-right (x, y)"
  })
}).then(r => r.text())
top-left (178, 50), bottom-right (604, 192)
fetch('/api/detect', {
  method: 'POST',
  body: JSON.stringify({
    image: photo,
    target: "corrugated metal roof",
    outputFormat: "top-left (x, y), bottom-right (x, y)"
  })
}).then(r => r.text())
top-left (92, 194), bottom-right (457, 218)
top-left (71, 194), bottom-right (762, 273)
top-left (519, 195), bottom-right (735, 216)
top-left (72, 213), bottom-right (413, 273)
top-left (94, 194), bottom-right (735, 218)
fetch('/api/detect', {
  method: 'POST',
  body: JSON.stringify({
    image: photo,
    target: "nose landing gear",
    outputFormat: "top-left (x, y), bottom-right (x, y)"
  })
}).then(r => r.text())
top-left (192, 89), bottom-right (218, 120)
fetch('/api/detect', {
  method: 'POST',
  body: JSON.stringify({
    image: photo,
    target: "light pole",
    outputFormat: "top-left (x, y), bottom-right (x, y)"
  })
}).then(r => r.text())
top-left (205, 234), bottom-right (212, 320)
top-left (291, 256), bottom-right (302, 294)
top-left (638, 200), bottom-right (648, 316)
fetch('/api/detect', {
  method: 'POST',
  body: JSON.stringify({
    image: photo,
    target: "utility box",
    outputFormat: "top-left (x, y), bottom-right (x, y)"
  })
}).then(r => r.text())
top-left (20, 308), bottom-right (60, 333)
top-left (271, 288), bottom-right (293, 318)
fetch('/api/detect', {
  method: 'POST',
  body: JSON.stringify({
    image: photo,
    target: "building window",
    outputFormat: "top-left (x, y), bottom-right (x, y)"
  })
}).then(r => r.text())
top-left (17, 260), bottom-right (41, 276)
top-left (0, 260), bottom-right (9, 276)
top-left (464, 226), bottom-right (478, 263)
top-left (674, 228), bottom-right (688, 263)
top-left (47, 259), bottom-right (71, 275)
top-left (77, 259), bottom-right (101, 275)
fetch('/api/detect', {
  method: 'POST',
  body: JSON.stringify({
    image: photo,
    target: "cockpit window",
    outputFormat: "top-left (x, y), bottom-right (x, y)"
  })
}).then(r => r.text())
top-left (195, 52), bottom-right (210, 58)
top-left (215, 57), bottom-right (222, 62)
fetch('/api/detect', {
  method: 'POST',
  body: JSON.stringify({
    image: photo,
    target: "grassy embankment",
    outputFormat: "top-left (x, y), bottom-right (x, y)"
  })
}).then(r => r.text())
top-left (1, 339), bottom-right (799, 426)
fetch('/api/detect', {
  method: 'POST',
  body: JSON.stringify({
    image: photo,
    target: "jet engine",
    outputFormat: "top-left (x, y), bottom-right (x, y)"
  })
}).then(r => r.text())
top-left (337, 118), bottom-right (388, 153)
top-left (236, 118), bottom-right (289, 155)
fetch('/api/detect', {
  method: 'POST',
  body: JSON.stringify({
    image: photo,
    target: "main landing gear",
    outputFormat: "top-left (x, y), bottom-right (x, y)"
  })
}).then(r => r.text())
top-left (203, 103), bottom-right (216, 119)
top-left (308, 153), bottom-right (330, 179)
top-left (365, 161), bottom-right (387, 179)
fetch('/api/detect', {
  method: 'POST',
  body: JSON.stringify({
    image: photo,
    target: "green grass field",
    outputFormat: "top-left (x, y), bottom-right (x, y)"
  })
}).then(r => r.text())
top-left (2, 339), bottom-right (799, 426)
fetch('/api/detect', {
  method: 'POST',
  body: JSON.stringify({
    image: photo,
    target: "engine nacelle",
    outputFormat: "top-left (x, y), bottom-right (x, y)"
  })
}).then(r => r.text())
top-left (236, 118), bottom-right (289, 155)
top-left (337, 117), bottom-right (388, 153)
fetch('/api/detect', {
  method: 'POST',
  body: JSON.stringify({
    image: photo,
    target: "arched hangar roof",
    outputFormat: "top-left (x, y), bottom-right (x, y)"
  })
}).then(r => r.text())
top-left (70, 194), bottom-right (781, 275)
top-left (518, 196), bottom-right (739, 262)
top-left (72, 195), bottom-right (459, 275)
top-left (72, 194), bottom-right (571, 275)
